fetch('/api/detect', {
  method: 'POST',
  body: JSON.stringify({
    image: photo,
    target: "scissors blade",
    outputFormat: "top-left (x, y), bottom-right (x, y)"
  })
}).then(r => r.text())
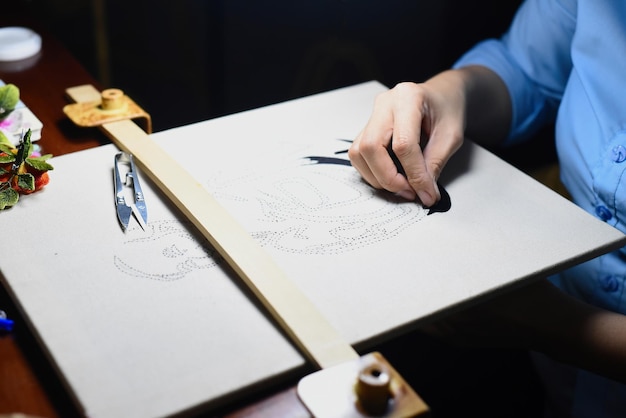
top-left (116, 201), bottom-right (132, 231)
top-left (114, 153), bottom-right (132, 230)
top-left (128, 154), bottom-right (148, 226)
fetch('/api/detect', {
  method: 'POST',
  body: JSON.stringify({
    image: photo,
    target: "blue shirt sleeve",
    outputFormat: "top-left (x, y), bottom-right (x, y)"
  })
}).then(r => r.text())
top-left (453, 0), bottom-right (577, 144)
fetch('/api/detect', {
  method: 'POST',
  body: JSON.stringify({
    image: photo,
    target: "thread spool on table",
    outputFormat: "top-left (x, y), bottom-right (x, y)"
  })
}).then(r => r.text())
top-left (101, 88), bottom-right (124, 111)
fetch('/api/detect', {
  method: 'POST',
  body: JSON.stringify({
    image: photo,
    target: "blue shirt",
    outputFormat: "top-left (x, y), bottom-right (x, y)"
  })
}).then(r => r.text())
top-left (454, 0), bottom-right (626, 416)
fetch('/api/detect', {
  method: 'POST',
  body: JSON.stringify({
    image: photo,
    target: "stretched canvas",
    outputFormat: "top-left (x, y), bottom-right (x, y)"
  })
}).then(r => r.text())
top-left (1, 82), bottom-right (624, 417)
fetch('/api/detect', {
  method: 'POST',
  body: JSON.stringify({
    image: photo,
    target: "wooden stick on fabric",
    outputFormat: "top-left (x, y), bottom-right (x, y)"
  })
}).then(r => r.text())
top-left (65, 85), bottom-right (359, 370)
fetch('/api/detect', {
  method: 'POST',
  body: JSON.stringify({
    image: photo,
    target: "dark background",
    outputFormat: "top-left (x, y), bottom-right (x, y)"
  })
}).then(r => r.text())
top-left (25, 0), bottom-right (522, 132)
top-left (32, 0), bottom-right (559, 174)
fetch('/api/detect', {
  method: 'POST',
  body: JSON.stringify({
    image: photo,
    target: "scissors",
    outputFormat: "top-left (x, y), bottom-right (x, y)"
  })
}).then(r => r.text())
top-left (114, 152), bottom-right (148, 231)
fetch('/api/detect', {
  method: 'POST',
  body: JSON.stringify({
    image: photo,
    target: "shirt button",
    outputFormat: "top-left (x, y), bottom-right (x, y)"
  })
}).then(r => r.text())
top-left (612, 145), bottom-right (626, 163)
top-left (595, 205), bottom-right (613, 221)
top-left (601, 275), bottom-right (620, 293)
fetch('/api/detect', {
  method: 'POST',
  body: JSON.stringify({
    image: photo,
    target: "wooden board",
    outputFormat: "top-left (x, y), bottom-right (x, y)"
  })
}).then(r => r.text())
top-left (64, 84), bottom-right (359, 372)
top-left (1, 82), bottom-right (624, 417)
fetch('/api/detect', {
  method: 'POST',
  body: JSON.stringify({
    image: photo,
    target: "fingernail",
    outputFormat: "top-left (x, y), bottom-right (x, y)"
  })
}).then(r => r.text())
top-left (432, 179), bottom-right (441, 201)
top-left (395, 189), bottom-right (416, 201)
top-left (417, 190), bottom-right (435, 207)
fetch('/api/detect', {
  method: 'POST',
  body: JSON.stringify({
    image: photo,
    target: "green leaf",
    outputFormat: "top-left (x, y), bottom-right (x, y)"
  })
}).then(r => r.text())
top-left (13, 129), bottom-right (32, 168)
top-left (0, 84), bottom-right (19, 121)
top-left (22, 129), bottom-right (33, 158)
top-left (17, 173), bottom-right (35, 191)
top-left (0, 143), bottom-right (15, 154)
top-left (26, 155), bottom-right (54, 171)
top-left (0, 131), bottom-right (13, 148)
top-left (0, 153), bottom-right (15, 163)
top-left (0, 187), bottom-right (19, 209)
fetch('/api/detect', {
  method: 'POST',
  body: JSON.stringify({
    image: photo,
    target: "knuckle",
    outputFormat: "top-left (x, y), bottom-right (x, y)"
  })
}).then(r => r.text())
top-left (428, 157), bottom-right (445, 179)
top-left (394, 81), bottom-right (417, 93)
top-left (358, 137), bottom-right (380, 155)
top-left (394, 81), bottom-right (425, 100)
top-left (391, 133), bottom-right (413, 157)
top-left (378, 176), bottom-right (396, 190)
top-left (407, 173), bottom-right (430, 190)
top-left (347, 144), bottom-right (360, 161)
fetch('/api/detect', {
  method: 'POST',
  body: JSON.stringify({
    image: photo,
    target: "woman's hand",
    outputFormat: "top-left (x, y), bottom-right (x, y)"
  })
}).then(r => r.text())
top-left (348, 72), bottom-right (467, 207)
top-left (349, 66), bottom-right (512, 206)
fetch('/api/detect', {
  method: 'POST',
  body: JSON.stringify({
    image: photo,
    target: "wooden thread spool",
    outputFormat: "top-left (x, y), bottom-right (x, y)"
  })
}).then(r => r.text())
top-left (101, 88), bottom-right (124, 111)
top-left (355, 360), bottom-right (392, 415)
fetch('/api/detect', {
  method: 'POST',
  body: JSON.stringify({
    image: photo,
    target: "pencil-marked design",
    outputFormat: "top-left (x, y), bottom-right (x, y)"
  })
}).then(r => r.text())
top-left (113, 219), bottom-right (222, 281)
top-left (208, 163), bottom-right (429, 256)
top-left (113, 139), bottom-right (439, 280)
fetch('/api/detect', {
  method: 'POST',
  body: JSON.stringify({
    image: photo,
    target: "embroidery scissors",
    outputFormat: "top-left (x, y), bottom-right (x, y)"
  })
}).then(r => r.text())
top-left (114, 152), bottom-right (148, 231)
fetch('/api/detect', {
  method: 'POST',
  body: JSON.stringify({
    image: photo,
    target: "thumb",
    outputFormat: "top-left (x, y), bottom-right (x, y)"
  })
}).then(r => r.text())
top-left (422, 125), bottom-right (464, 187)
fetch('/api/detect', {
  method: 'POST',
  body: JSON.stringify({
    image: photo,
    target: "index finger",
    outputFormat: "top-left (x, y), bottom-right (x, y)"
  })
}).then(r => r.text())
top-left (352, 96), bottom-right (414, 196)
top-left (390, 95), bottom-right (440, 207)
